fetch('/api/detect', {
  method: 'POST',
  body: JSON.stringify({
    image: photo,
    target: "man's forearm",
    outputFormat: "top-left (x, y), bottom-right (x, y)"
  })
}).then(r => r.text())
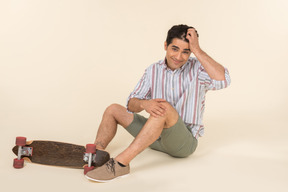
top-left (194, 49), bottom-right (225, 81)
top-left (127, 98), bottom-right (145, 113)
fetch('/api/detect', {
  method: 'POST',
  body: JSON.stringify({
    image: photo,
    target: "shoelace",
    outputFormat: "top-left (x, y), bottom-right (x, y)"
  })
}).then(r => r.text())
top-left (106, 159), bottom-right (116, 175)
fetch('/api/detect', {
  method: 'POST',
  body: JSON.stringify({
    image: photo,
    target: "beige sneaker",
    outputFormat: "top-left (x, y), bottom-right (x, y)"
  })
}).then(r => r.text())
top-left (85, 158), bottom-right (130, 182)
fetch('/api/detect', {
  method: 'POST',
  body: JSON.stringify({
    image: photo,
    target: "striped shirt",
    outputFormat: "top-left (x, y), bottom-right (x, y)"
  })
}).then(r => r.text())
top-left (127, 57), bottom-right (231, 139)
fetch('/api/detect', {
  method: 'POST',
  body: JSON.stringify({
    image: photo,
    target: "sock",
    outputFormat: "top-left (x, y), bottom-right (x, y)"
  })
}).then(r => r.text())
top-left (118, 162), bottom-right (126, 167)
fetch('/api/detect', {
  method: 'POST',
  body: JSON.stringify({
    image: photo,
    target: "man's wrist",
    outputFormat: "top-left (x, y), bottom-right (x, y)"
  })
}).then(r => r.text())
top-left (139, 99), bottom-right (147, 110)
top-left (192, 47), bottom-right (204, 56)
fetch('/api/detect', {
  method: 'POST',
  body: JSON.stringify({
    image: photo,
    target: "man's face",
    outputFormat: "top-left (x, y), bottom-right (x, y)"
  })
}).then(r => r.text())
top-left (164, 38), bottom-right (191, 70)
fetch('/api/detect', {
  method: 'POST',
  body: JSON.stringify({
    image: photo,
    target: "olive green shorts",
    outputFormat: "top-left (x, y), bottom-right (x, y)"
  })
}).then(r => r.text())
top-left (125, 113), bottom-right (198, 158)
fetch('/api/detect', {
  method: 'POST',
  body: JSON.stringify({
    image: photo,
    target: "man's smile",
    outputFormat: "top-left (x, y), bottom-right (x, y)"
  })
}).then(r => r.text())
top-left (172, 58), bottom-right (183, 64)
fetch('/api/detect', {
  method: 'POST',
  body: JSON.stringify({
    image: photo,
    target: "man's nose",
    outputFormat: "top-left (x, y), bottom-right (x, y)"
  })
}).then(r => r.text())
top-left (175, 52), bottom-right (182, 60)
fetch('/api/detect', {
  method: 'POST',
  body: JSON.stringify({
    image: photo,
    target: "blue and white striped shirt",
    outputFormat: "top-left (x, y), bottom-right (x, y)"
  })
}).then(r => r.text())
top-left (127, 57), bottom-right (231, 139)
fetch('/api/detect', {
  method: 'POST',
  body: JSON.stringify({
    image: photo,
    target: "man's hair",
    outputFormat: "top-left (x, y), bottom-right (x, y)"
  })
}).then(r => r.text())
top-left (166, 24), bottom-right (198, 46)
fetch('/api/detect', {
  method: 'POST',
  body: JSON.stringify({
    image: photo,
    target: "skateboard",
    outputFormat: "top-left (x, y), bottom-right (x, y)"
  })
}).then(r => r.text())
top-left (12, 136), bottom-right (110, 174)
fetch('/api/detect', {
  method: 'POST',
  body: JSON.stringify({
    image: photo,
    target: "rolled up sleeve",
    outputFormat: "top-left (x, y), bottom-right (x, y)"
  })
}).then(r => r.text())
top-left (198, 63), bottom-right (231, 91)
top-left (126, 70), bottom-right (151, 113)
top-left (208, 68), bottom-right (231, 90)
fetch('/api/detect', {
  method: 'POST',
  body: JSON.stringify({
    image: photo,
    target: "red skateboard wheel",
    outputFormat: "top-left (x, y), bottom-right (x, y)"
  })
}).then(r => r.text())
top-left (84, 165), bottom-right (94, 174)
top-left (13, 158), bottom-right (24, 169)
top-left (16, 137), bottom-right (26, 146)
top-left (86, 144), bottom-right (96, 153)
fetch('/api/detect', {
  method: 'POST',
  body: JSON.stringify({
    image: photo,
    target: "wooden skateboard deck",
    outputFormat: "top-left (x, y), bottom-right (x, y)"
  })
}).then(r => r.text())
top-left (12, 139), bottom-right (110, 169)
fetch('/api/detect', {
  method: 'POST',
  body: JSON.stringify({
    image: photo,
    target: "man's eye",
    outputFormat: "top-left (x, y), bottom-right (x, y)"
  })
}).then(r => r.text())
top-left (172, 48), bottom-right (178, 51)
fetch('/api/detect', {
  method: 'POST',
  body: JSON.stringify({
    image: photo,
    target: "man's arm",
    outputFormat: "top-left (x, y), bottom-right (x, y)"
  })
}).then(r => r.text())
top-left (128, 98), bottom-right (167, 118)
top-left (127, 98), bottom-right (145, 113)
top-left (186, 28), bottom-right (225, 81)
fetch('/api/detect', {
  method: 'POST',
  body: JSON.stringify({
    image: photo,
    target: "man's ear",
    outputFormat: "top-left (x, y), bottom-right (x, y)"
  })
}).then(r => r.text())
top-left (164, 41), bottom-right (167, 51)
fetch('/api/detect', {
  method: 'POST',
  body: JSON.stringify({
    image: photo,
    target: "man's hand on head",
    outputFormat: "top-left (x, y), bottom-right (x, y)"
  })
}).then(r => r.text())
top-left (186, 28), bottom-right (201, 54)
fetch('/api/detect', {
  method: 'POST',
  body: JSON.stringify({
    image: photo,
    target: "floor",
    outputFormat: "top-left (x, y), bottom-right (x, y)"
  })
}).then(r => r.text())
top-left (2, 111), bottom-right (287, 192)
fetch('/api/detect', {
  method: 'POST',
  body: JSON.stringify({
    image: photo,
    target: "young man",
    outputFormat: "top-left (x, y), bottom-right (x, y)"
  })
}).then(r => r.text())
top-left (85, 24), bottom-right (231, 182)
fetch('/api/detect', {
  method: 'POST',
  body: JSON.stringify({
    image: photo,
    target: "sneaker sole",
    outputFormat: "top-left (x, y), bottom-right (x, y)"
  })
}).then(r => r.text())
top-left (85, 174), bottom-right (129, 183)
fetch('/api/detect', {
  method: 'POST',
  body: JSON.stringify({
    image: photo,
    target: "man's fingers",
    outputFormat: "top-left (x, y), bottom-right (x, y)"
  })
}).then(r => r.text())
top-left (157, 108), bottom-right (166, 116)
top-left (187, 28), bottom-right (199, 38)
top-left (147, 99), bottom-right (168, 117)
top-left (151, 111), bottom-right (160, 118)
top-left (152, 109), bottom-right (164, 116)
top-left (155, 103), bottom-right (167, 113)
top-left (151, 106), bottom-right (166, 117)
top-left (154, 98), bottom-right (167, 102)
top-left (154, 99), bottom-right (167, 110)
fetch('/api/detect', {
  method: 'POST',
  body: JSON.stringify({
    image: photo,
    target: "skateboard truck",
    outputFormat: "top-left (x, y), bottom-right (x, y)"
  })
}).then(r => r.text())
top-left (13, 137), bottom-right (33, 168)
top-left (83, 144), bottom-right (96, 174)
top-left (83, 152), bottom-right (96, 164)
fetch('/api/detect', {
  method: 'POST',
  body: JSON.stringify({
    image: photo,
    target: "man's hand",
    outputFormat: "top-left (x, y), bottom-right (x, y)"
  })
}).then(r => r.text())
top-left (141, 99), bottom-right (167, 118)
top-left (186, 28), bottom-right (201, 54)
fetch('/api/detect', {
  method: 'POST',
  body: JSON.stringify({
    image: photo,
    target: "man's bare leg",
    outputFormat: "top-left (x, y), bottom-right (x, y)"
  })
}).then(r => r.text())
top-left (115, 102), bottom-right (179, 165)
top-left (94, 104), bottom-right (134, 150)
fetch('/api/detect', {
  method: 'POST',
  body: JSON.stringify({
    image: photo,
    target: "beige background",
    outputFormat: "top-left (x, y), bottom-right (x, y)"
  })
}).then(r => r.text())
top-left (1, 0), bottom-right (287, 191)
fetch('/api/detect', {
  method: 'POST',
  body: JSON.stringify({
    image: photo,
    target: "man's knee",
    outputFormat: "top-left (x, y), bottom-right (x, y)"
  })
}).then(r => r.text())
top-left (104, 103), bottom-right (134, 127)
top-left (104, 103), bottom-right (124, 116)
top-left (155, 101), bottom-right (178, 128)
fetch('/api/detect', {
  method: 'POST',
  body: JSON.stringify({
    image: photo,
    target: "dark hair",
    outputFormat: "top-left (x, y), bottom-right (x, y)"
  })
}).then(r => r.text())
top-left (166, 24), bottom-right (198, 46)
